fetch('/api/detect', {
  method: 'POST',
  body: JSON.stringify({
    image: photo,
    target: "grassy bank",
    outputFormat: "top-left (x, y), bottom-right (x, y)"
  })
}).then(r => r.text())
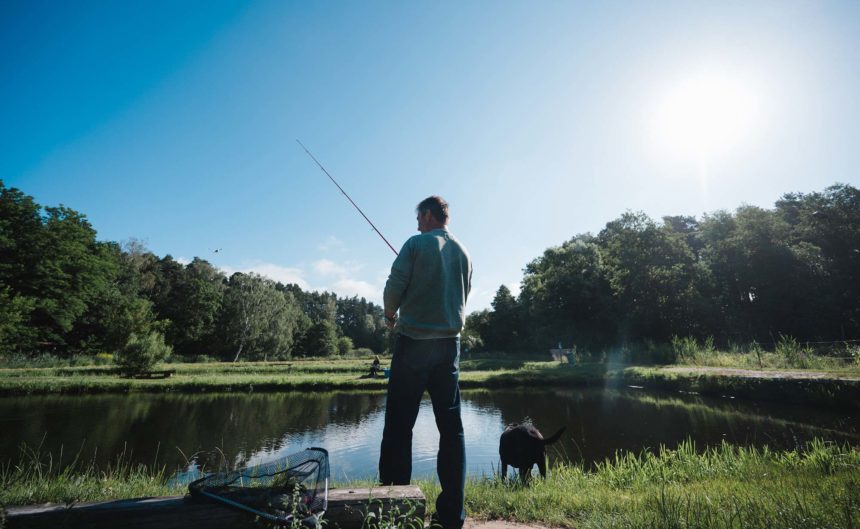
top-left (458, 439), bottom-right (860, 529)
top-left (668, 335), bottom-right (860, 371)
top-left (0, 358), bottom-right (390, 395)
top-left (1, 356), bottom-right (859, 409)
top-left (621, 366), bottom-right (860, 410)
top-left (2, 440), bottom-right (858, 529)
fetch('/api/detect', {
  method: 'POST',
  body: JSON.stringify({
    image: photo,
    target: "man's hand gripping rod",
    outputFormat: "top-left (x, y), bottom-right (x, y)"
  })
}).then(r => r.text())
top-left (297, 139), bottom-right (398, 256)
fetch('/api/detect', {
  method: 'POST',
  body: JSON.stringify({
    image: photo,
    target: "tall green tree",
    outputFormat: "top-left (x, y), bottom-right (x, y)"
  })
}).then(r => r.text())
top-left (299, 319), bottom-right (339, 357)
top-left (777, 184), bottom-right (860, 338)
top-left (220, 273), bottom-right (301, 361)
top-left (66, 241), bottom-right (163, 354)
top-left (519, 234), bottom-right (614, 350)
top-left (1, 182), bottom-right (129, 354)
top-left (699, 206), bottom-right (816, 341)
top-left (0, 183), bottom-right (49, 353)
top-left (153, 257), bottom-right (225, 356)
top-left (482, 285), bottom-right (528, 353)
top-left (336, 296), bottom-right (387, 353)
top-left (462, 309), bottom-right (489, 352)
top-left (598, 211), bottom-right (703, 342)
top-left (0, 286), bottom-right (35, 355)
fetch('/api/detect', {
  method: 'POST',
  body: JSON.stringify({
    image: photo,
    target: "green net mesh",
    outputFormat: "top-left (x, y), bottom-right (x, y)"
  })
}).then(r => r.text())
top-left (189, 447), bottom-right (329, 525)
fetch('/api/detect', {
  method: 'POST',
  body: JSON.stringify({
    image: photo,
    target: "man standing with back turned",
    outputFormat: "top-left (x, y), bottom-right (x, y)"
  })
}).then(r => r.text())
top-left (380, 196), bottom-right (472, 529)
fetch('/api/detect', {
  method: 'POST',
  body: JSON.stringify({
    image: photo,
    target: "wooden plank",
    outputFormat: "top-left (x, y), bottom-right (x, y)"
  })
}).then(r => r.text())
top-left (4, 485), bottom-right (425, 529)
top-left (325, 486), bottom-right (426, 529)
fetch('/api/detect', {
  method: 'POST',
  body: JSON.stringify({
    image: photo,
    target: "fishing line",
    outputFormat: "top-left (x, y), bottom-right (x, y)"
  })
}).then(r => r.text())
top-left (297, 139), bottom-right (398, 256)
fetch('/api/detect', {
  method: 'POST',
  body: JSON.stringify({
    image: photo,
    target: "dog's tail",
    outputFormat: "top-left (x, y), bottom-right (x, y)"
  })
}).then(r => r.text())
top-left (542, 426), bottom-right (566, 445)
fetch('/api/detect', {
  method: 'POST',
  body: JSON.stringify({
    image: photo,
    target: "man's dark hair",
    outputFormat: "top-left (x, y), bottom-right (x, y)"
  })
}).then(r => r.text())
top-left (417, 196), bottom-right (449, 223)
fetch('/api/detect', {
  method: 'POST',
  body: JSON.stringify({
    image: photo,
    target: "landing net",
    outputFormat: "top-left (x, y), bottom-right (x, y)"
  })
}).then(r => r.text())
top-left (189, 447), bottom-right (329, 526)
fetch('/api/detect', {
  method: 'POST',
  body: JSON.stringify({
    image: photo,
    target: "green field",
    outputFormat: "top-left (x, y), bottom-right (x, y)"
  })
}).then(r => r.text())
top-left (1, 355), bottom-right (859, 411)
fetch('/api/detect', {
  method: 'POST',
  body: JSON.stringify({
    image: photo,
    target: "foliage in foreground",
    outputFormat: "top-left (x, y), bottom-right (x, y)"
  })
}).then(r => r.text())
top-left (457, 439), bottom-right (860, 529)
top-left (2, 440), bottom-right (858, 529)
top-left (0, 444), bottom-right (175, 507)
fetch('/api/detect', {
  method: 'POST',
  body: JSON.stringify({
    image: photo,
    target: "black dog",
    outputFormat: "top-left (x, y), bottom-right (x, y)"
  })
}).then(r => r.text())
top-left (499, 421), bottom-right (566, 483)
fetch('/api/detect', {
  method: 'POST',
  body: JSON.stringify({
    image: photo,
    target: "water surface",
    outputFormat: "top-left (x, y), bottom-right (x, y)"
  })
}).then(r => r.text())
top-left (1, 387), bottom-right (857, 480)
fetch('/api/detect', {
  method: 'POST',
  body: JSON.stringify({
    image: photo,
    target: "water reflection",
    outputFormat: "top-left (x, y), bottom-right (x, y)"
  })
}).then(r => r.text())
top-left (467, 388), bottom-right (860, 470)
top-left (0, 388), bottom-right (857, 481)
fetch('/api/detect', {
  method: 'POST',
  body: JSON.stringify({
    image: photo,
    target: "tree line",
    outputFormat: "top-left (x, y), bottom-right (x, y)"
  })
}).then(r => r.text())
top-left (0, 180), bottom-right (388, 361)
top-left (465, 183), bottom-right (860, 356)
top-left (4, 180), bottom-right (859, 362)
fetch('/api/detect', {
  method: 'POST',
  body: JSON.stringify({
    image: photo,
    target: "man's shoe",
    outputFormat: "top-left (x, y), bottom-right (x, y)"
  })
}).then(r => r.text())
top-left (426, 513), bottom-right (463, 529)
top-left (426, 513), bottom-right (443, 529)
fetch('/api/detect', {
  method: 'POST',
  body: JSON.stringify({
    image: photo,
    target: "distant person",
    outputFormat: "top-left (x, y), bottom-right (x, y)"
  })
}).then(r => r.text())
top-left (370, 355), bottom-right (382, 377)
top-left (379, 196), bottom-right (472, 529)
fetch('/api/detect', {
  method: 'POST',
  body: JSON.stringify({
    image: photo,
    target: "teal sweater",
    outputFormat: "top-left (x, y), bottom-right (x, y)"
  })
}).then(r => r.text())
top-left (383, 228), bottom-right (472, 339)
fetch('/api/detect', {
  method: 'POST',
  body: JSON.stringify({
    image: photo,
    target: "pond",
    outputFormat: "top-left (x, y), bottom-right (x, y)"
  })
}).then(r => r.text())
top-left (1, 387), bottom-right (858, 481)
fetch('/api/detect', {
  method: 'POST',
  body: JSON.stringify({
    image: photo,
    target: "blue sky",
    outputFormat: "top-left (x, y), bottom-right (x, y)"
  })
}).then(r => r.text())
top-left (3, 0), bottom-right (859, 311)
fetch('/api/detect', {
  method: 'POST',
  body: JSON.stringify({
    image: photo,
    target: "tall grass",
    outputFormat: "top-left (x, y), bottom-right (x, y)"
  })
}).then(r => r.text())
top-left (0, 443), bottom-right (177, 507)
top-left (464, 439), bottom-right (860, 529)
top-left (0, 353), bottom-right (115, 369)
top-left (671, 335), bottom-right (860, 372)
top-left (4, 440), bottom-right (858, 529)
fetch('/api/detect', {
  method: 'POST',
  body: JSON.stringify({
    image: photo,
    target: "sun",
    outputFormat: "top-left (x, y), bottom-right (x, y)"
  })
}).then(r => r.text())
top-left (649, 68), bottom-right (763, 163)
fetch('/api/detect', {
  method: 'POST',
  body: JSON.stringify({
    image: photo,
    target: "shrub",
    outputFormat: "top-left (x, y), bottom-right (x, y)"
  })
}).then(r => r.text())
top-left (189, 354), bottom-right (216, 364)
top-left (775, 335), bottom-right (812, 368)
top-left (95, 352), bottom-right (114, 364)
top-left (352, 347), bottom-right (375, 358)
top-left (337, 336), bottom-right (354, 356)
top-left (299, 321), bottom-right (339, 357)
top-left (114, 331), bottom-right (172, 373)
top-left (671, 336), bottom-right (699, 362)
top-left (671, 336), bottom-right (717, 364)
top-left (614, 340), bottom-right (673, 365)
top-left (847, 344), bottom-right (860, 366)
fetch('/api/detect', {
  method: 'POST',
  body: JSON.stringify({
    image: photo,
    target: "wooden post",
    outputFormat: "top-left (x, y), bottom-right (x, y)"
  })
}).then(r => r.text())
top-left (4, 485), bottom-right (425, 529)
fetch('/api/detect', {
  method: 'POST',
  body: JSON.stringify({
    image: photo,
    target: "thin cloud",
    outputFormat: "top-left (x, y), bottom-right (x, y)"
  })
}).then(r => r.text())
top-left (466, 279), bottom-right (521, 312)
top-left (317, 235), bottom-right (347, 252)
top-left (331, 278), bottom-right (382, 301)
top-left (220, 262), bottom-right (309, 289)
top-left (220, 259), bottom-right (383, 303)
top-left (312, 258), bottom-right (382, 302)
top-left (314, 258), bottom-right (363, 276)
top-left (313, 259), bottom-right (348, 277)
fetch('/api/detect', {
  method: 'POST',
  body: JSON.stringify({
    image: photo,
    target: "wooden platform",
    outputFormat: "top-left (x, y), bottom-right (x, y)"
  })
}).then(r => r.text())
top-left (4, 485), bottom-right (425, 529)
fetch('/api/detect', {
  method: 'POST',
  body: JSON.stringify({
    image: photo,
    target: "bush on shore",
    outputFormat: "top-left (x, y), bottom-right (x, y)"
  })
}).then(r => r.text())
top-left (114, 331), bottom-right (172, 373)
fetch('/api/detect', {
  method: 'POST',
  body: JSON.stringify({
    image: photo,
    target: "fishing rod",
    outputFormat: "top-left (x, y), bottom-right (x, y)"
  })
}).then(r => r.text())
top-left (296, 139), bottom-right (399, 256)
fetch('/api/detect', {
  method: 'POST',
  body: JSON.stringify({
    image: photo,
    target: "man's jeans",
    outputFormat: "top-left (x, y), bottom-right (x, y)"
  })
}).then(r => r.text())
top-left (379, 334), bottom-right (466, 529)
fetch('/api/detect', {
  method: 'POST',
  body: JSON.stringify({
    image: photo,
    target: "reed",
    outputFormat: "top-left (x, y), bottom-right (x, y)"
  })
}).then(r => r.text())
top-left (0, 443), bottom-right (176, 506)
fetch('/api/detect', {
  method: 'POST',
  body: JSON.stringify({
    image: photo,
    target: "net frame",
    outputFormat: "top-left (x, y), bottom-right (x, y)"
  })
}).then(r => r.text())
top-left (189, 447), bottom-right (329, 525)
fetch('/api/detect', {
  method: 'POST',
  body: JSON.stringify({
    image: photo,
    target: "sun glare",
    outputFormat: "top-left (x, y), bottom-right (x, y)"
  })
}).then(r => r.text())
top-left (649, 69), bottom-right (763, 163)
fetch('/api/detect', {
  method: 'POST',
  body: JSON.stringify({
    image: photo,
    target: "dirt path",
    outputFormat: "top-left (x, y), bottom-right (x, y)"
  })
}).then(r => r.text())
top-left (464, 521), bottom-right (552, 529)
top-left (662, 365), bottom-right (860, 381)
